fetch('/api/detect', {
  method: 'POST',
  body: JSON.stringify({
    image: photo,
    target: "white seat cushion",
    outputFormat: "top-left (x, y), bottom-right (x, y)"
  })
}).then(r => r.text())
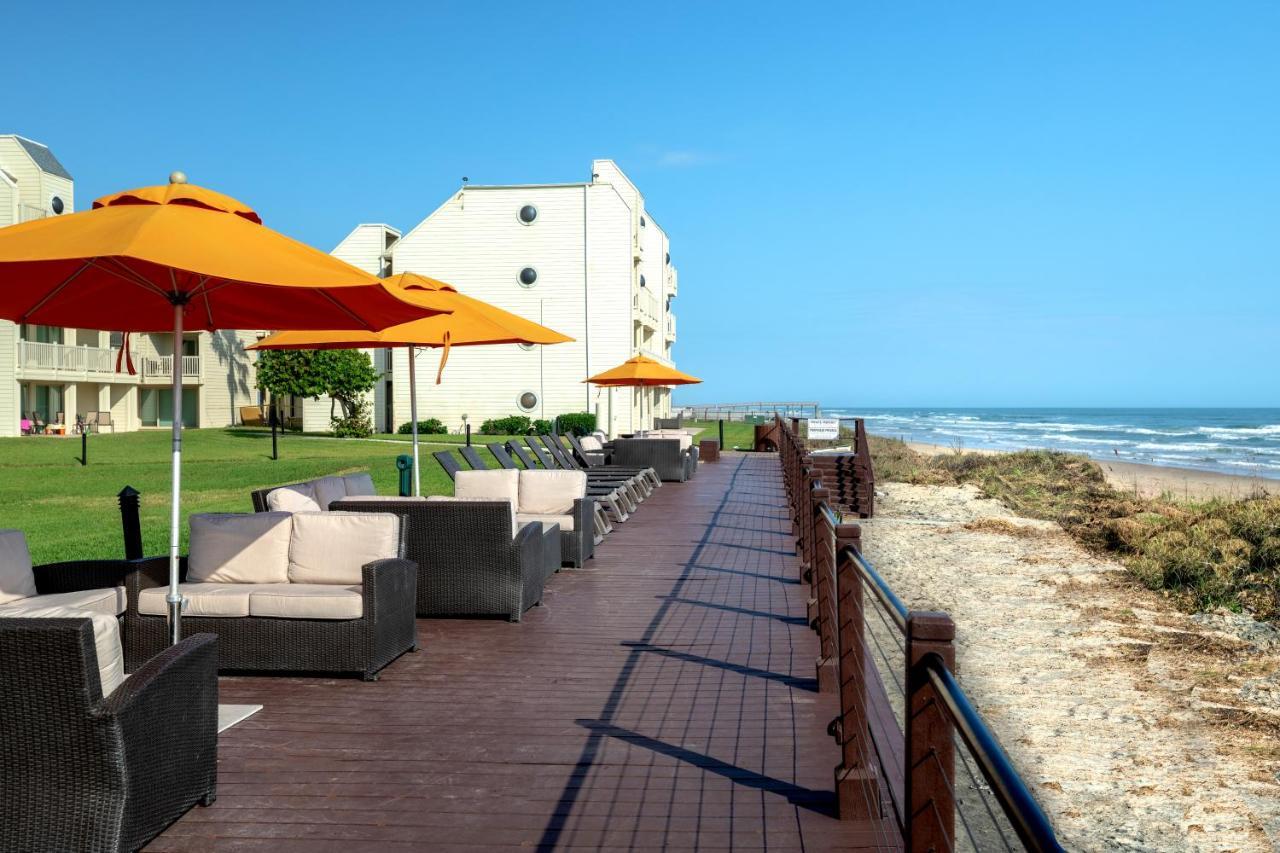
top-left (265, 483), bottom-right (322, 513)
top-left (427, 496), bottom-right (518, 537)
top-left (335, 495), bottom-right (426, 503)
top-left (518, 470), bottom-right (586, 515)
top-left (311, 476), bottom-right (349, 511)
top-left (0, 587), bottom-right (126, 617)
top-left (138, 582), bottom-right (255, 618)
top-left (342, 473), bottom-right (377, 497)
top-left (580, 435), bottom-right (604, 452)
top-left (10, 605), bottom-right (124, 697)
top-left (187, 512), bottom-right (292, 584)
top-left (287, 512), bottom-right (400, 585)
top-left (0, 529), bottom-right (37, 605)
top-left (247, 584), bottom-right (363, 620)
top-left (455, 469), bottom-right (520, 505)
top-left (516, 512), bottom-right (574, 532)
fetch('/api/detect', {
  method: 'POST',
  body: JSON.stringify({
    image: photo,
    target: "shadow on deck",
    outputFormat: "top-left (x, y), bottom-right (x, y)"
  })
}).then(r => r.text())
top-left (149, 452), bottom-right (900, 851)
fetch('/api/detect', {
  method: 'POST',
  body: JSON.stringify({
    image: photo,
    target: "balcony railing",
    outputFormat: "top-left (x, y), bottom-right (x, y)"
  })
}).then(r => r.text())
top-left (633, 289), bottom-right (661, 327)
top-left (665, 314), bottom-right (677, 340)
top-left (140, 355), bottom-right (202, 381)
top-left (18, 204), bottom-right (48, 223)
top-left (17, 340), bottom-right (117, 375)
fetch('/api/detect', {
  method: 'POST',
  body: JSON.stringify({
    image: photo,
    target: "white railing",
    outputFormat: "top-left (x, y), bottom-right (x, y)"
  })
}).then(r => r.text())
top-left (633, 289), bottom-right (661, 326)
top-left (140, 355), bottom-right (202, 380)
top-left (665, 314), bottom-right (677, 340)
top-left (18, 204), bottom-right (47, 223)
top-left (668, 267), bottom-right (678, 297)
top-left (638, 347), bottom-right (673, 367)
top-left (17, 340), bottom-right (117, 375)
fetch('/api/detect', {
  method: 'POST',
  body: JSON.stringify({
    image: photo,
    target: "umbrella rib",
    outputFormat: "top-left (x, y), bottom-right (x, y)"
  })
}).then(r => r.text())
top-left (318, 289), bottom-right (375, 330)
top-left (20, 258), bottom-right (94, 322)
top-left (91, 258), bottom-right (172, 299)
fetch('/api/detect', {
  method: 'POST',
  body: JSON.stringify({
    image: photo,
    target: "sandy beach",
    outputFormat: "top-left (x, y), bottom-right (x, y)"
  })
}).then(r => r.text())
top-left (897, 438), bottom-right (1278, 501)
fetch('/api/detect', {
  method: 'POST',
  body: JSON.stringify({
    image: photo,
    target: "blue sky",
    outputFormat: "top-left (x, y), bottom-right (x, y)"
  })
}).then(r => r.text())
top-left (9, 2), bottom-right (1278, 407)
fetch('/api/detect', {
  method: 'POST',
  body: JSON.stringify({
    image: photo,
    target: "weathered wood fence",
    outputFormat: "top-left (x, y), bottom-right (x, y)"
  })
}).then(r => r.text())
top-left (775, 414), bottom-right (1064, 853)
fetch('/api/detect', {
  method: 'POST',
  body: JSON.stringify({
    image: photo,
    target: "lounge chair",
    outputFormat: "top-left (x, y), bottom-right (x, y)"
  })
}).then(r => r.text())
top-left (508, 440), bottom-right (627, 529)
top-left (531, 436), bottom-right (642, 505)
top-left (433, 450), bottom-right (465, 481)
top-left (239, 405), bottom-right (266, 427)
top-left (545, 434), bottom-right (657, 497)
top-left (484, 442), bottom-right (612, 539)
top-left (565, 433), bottom-right (661, 490)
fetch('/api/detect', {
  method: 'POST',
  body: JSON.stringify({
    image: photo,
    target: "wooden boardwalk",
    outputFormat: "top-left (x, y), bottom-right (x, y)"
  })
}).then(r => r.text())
top-left (149, 452), bottom-right (900, 851)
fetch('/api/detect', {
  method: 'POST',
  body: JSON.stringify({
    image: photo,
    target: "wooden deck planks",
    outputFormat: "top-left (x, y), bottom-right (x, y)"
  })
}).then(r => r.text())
top-left (147, 452), bottom-right (900, 852)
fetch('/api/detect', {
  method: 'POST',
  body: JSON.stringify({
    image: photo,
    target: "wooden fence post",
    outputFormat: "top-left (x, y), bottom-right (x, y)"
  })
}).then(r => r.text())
top-left (833, 524), bottom-right (880, 818)
top-left (905, 612), bottom-right (956, 852)
top-left (811, 486), bottom-right (836, 692)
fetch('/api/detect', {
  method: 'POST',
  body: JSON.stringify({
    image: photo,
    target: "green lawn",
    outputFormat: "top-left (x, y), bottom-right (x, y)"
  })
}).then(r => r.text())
top-left (0, 429), bottom-right (507, 564)
top-left (683, 420), bottom-right (756, 450)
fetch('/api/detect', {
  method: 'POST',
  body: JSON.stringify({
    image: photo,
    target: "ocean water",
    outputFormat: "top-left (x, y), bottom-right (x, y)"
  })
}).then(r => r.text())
top-left (822, 408), bottom-right (1280, 480)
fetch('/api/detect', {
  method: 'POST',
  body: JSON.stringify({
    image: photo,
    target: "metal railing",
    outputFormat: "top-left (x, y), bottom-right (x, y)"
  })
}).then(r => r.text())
top-left (777, 415), bottom-right (1063, 852)
top-left (665, 314), bottom-right (677, 340)
top-left (19, 204), bottom-right (48, 222)
top-left (678, 401), bottom-right (822, 421)
top-left (140, 355), bottom-right (201, 380)
top-left (17, 340), bottom-right (118, 375)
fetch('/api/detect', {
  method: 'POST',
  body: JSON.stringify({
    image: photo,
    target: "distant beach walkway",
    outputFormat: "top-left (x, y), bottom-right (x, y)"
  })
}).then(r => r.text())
top-left (860, 482), bottom-right (1280, 851)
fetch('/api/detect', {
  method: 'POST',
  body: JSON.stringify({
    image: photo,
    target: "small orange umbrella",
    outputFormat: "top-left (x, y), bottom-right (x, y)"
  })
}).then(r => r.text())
top-left (586, 354), bottom-right (700, 433)
top-left (251, 272), bottom-right (573, 493)
top-left (0, 175), bottom-right (443, 643)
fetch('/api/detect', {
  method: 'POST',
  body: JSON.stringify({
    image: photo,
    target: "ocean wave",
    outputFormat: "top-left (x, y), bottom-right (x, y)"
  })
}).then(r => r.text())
top-left (1043, 434), bottom-right (1125, 446)
top-left (1133, 441), bottom-right (1224, 453)
top-left (1196, 424), bottom-right (1280, 437)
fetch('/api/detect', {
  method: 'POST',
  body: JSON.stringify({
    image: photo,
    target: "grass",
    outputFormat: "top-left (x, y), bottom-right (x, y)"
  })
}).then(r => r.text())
top-left (868, 436), bottom-right (1280, 621)
top-left (0, 428), bottom-right (511, 564)
top-left (684, 420), bottom-right (756, 449)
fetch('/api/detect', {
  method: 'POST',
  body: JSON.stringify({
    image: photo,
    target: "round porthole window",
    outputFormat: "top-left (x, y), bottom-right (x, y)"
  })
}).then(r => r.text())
top-left (517, 342), bottom-right (534, 351)
top-left (665, 251), bottom-right (670, 264)
top-left (640, 216), bottom-right (646, 227)
top-left (519, 391), bottom-right (538, 411)
top-left (518, 204), bottom-right (538, 224)
top-left (50, 196), bottom-right (65, 215)
top-left (640, 275), bottom-right (646, 288)
top-left (518, 267), bottom-right (538, 287)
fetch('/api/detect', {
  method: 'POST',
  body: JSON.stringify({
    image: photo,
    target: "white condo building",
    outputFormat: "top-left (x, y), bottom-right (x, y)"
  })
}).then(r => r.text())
top-left (310, 159), bottom-right (680, 436)
top-left (0, 135), bottom-right (259, 436)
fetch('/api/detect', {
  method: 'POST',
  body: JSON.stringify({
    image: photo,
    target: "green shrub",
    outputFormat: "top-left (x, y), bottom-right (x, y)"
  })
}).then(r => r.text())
top-left (397, 418), bottom-right (447, 435)
top-left (556, 412), bottom-right (597, 436)
top-left (479, 415), bottom-right (533, 435)
top-left (331, 400), bottom-right (373, 438)
top-left (532, 419), bottom-right (553, 435)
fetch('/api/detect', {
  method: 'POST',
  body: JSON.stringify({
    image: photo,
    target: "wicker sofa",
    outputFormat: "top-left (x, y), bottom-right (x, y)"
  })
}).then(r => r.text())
top-left (611, 437), bottom-right (698, 482)
top-left (125, 511), bottom-right (417, 681)
top-left (250, 471), bottom-right (378, 513)
top-left (449, 469), bottom-right (596, 568)
top-left (0, 617), bottom-right (218, 852)
top-left (332, 497), bottom-right (555, 621)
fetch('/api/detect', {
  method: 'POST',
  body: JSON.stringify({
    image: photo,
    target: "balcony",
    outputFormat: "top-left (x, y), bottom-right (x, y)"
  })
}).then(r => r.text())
top-left (637, 347), bottom-right (673, 367)
top-left (19, 204), bottom-right (49, 223)
top-left (140, 355), bottom-right (202, 383)
top-left (667, 267), bottom-right (678, 297)
top-left (16, 340), bottom-right (119, 378)
top-left (665, 313), bottom-right (677, 341)
top-left (632, 289), bottom-right (661, 330)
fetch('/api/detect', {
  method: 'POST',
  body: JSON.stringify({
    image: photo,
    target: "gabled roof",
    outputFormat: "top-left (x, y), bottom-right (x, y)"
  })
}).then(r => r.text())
top-left (7, 135), bottom-right (72, 180)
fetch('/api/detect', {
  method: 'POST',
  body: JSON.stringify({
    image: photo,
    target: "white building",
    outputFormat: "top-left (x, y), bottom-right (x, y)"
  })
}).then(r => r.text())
top-left (311, 159), bottom-right (680, 435)
top-left (0, 135), bottom-right (260, 436)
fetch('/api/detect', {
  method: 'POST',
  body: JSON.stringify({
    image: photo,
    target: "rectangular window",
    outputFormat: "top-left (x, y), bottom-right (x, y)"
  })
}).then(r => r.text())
top-left (141, 388), bottom-right (197, 427)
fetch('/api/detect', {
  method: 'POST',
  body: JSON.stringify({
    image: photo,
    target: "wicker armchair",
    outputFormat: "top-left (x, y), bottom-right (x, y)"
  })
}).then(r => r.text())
top-left (331, 498), bottom-right (554, 621)
top-left (610, 438), bottom-right (698, 482)
top-left (124, 542), bottom-right (417, 681)
top-left (0, 619), bottom-right (218, 853)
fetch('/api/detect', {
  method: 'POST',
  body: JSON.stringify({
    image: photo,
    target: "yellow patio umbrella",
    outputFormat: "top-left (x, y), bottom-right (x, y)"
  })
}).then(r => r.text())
top-left (251, 272), bottom-right (573, 494)
top-left (585, 354), bottom-right (701, 433)
top-left (0, 175), bottom-right (443, 643)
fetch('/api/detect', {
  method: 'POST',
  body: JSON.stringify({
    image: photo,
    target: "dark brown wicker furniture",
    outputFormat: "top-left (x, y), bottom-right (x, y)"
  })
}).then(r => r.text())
top-left (0, 619), bottom-right (218, 852)
top-left (331, 498), bottom-right (557, 620)
top-left (611, 437), bottom-right (697, 482)
top-left (123, 530), bottom-right (417, 681)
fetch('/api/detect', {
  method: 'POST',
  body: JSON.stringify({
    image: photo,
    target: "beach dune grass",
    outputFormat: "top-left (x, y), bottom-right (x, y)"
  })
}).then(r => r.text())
top-left (868, 436), bottom-right (1280, 621)
top-left (0, 429), bottom-right (499, 564)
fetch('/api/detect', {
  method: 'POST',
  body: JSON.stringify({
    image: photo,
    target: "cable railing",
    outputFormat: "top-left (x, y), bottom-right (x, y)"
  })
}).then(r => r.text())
top-left (775, 414), bottom-right (1063, 852)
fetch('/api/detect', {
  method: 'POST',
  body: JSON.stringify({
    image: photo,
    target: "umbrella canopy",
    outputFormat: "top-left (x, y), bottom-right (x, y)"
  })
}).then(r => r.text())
top-left (250, 272), bottom-right (574, 494)
top-left (586, 354), bottom-right (701, 387)
top-left (0, 175), bottom-right (443, 645)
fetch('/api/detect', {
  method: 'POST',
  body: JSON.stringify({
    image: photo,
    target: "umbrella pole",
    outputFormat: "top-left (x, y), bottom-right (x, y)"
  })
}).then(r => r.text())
top-left (167, 301), bottom-right (185, 645)
top-left (408, 347), bottom-right (420, 496)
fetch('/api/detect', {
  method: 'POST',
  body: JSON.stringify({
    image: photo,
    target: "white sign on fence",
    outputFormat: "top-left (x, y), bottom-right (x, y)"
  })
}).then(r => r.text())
top-left (807, 418), bottom-right (840, 441)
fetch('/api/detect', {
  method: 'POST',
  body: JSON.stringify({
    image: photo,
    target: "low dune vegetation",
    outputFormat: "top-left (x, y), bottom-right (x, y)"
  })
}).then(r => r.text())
top-left (867, 437), bottom-right (1280, 622)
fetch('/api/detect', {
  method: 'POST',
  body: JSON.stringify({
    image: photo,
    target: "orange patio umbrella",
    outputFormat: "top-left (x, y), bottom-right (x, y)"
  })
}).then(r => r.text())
top-left (585, 354), bottom-right (701, 433)
top-left (251, 272), bottom-right (573, 494)
top-left (0, 174), bottom-right (443, 643)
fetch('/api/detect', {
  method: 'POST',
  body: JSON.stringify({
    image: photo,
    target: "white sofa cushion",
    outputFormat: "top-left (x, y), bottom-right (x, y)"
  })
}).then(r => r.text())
top-left (427, 496), bottom-right (518, 537)
top-left (0, 529), bottom-right (37, 605)
top-left (518, 470), bottom-right (585, 515)
top-left (580, 435), bottom-right (604, 452)
top-left (287, 512), bottom-right (399, 585)
top-left (516, 512), bottom-right (574, 532)
top-left (247, 584), bottom-right (363, 620)
top-left (138, 582), bottom-right (254, 618)
top-left (311, 476), bottom-right (349, 511)
top-left (265, 483), bottom-right (321, 513)
top-left (335, 495), bottom-right (426, 503)
top-left (12, 605), bottom-right (124, 697)
top-left (455, 469), bottom-right (519, 505)
top-left (187, 512), bottom-right (293, 584)
top-left (343, 473), bottom-right (377, 497)
top-left (0, 587), bottom-right (126, 617)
